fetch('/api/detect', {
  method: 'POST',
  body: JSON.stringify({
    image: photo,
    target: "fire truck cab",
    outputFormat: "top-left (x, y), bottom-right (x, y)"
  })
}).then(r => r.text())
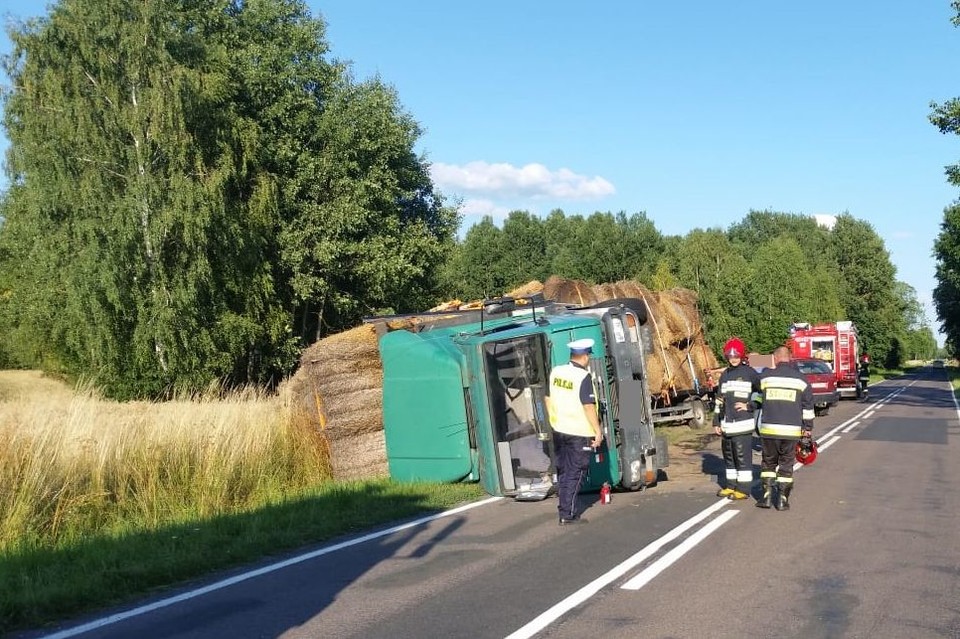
top-left (787, 321), bottom-right (863, 399)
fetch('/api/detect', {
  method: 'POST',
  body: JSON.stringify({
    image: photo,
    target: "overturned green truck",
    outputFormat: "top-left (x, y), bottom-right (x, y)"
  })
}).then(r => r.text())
top-left (371, 296), bottom-right (671, 500)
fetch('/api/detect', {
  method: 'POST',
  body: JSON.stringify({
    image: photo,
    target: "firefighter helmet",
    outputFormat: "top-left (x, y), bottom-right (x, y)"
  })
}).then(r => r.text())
top-left (796, 435), bottom-right (818, 465)
top-left (723, 337), bottom-right (746, 360)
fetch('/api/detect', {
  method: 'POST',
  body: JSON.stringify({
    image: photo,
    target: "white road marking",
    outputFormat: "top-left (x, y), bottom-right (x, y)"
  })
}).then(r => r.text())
top-left (816, 435), bottom-right (841, 453)
top-left (620, 509), bottom-right (739, 590)
top-left (842, 420), bottom-right (860, 433)
top-left (36, 496), bottom-right (503, 639)
top-left (504, 498), bottom-right (732, 639)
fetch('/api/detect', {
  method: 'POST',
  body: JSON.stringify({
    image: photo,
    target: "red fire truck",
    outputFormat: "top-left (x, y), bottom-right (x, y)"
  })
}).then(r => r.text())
top-left (787, 321), bottom-right (864, 399)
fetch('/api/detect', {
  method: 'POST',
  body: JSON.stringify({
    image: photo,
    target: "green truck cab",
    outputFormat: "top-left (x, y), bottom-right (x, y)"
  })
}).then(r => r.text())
top-left (377, 297), bottom-right (668, 500)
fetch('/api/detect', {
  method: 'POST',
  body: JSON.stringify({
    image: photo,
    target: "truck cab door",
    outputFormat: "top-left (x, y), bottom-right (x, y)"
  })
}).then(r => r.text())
top-left (481, 334), bottom-right (554, 499)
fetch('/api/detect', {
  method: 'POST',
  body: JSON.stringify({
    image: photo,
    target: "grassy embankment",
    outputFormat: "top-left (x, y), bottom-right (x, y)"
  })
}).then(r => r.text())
top-left (0, 370), bottom-right (484, 635)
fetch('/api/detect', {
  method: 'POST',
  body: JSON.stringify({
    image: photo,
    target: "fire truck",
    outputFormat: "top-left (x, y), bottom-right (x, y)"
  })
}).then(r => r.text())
top-left (787, 321), bottom-right (864, 399)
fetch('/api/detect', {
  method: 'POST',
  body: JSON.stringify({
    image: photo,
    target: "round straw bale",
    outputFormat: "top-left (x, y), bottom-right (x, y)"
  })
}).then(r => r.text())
top-left (543, 276), bottom-right (598, 306)
top-left (327, 431), bottom-right (389, 480)
top-left (591, 283), bottom-right (619, 303)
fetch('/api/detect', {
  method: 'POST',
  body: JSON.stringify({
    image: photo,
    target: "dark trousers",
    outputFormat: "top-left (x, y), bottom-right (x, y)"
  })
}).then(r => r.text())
top-left (759, 437), bottom-right (796, 481)
top-left (720, 432), bottom-right (753, 485)
top-left (554, 432), bottom-right (592, 519)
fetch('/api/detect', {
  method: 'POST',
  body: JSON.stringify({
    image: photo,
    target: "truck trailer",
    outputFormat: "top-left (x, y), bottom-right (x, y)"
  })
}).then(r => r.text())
top-left (374, 296), bottom-right (670, 500)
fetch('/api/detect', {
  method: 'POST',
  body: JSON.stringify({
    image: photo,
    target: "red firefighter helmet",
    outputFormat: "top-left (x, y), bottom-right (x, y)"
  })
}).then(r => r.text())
top-left (723, 337), bottom-right (746, 360)
top-left (796, 435), bottom-right (818, 465)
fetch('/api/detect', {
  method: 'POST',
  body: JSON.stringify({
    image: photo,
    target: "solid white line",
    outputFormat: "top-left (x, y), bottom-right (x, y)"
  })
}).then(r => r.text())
top-left (862, 410), bottom-right (876, 420)
top-left (949, 375), bottom-right (960, 426)
top-left (504, 498), bottom-right (732, 639)
top-left (37, 496), bottom-right (503, 639)
top-left (841, 420), bottom-right (860, 433)
top-left (620, 509), bottom-right (739, 590)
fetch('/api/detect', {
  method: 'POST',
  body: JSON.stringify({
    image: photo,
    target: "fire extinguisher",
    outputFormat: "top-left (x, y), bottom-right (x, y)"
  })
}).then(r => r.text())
top-left (600, 482), bottom-right (612, 505)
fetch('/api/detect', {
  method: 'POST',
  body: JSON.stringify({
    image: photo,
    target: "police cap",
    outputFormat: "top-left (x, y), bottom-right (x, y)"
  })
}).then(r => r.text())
top-left (567, 338), bottom-right (594, 355)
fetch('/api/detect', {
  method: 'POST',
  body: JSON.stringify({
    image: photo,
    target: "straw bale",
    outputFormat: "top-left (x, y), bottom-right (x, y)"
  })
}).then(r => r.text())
top-left (591, 283), bottom-right (619, 302)
top-left (328, 431), bottom-right (389, 480)
top-left (653, 289), bottom-right (702, 345)
top-left (611, 280), bottom-right (648, 300)
top-left (542, 276), bottom-right (598, 306)
top-left (429, 300), bottom-right (464, 312)
top-left (290, 323), bottom-right (384, 446)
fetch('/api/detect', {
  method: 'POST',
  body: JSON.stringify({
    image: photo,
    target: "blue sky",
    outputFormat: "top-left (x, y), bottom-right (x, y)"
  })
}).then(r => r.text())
top-left (3, 2), bottom-right (960, 343)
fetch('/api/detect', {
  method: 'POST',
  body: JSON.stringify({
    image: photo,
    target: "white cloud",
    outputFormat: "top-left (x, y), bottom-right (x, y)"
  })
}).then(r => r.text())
top-left (813, 214), bottom-right (836, 230)
top-left (459, 198), bottom-right (513, 221)
top-left (431, 161), bottom-right (615, 200)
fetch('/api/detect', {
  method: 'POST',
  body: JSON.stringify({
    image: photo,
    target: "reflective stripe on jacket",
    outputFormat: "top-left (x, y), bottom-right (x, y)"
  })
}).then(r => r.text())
top-left (714, 363), bottom-right (760, 435)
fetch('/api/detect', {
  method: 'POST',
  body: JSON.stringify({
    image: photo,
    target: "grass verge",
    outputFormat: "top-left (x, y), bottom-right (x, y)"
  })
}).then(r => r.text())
top-left (0, 371), bottom-right (486, 635)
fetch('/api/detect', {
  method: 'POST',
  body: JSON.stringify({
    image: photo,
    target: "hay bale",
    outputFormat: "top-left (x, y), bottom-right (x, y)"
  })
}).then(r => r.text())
top-left (290, 323), bottom-right (384, 446)
top-left (328, 431), bottom-right (389, 480)
top-left (653, 289), bottom-right (702, 345)
top-left (591, 282), bottom-right (619, 302)
top-left (542, 276), bottom-right (598, 306)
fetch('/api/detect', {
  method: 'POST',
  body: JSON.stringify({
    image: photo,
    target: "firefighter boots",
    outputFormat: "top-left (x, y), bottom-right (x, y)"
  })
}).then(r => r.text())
top-left (717, 485), bottom-right (735, 498)
top-left (729, 483), bottom-right (750, 500)
top-left (776, 482), bottom-right (793, 511)
top-left (756, 478), bottom-right (774, 509)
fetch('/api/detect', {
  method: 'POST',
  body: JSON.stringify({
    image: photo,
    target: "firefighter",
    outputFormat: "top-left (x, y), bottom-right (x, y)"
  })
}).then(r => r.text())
top-left (858, 353), bottom-right (871, 400)
top-left (545, 338), bottom-right (603, 525)
top-left (755, 345), bottom-right (814, 511)
top-left (712, 337), bottom-right (760, 500)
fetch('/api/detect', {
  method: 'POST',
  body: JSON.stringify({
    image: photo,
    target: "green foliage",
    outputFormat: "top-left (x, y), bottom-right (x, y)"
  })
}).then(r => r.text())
top-left (827, 215), bottom-right (902, 360)
top-left (449, 206), bottom-right (910, 362)
top-left (934, 204), bottom-right (960, 355)
top-left (442, 208), bottom-right (664, 299)
top-left (0, 0), bottom-right (455, 397)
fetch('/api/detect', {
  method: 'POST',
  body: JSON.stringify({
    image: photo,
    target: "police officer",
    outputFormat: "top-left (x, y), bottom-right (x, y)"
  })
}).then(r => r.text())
top-left (713, 337), bottom-right (760, 500)
top-left (755, 345), bottom-right (814, 511)
top-left (545, 338), bottom-right (603, 525)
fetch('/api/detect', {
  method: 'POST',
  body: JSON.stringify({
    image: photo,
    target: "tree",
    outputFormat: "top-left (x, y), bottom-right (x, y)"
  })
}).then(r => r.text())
top-left (499, 210), bottom-right (547, 285)
top-left (0, 0), bottom-right (455, 397)
top-left (933, 204), bottom-right (960, 354)
top-left (929, 3), bottom-right (960, 356)
top-left (828, 215), bottom-right (901, 362)
top-left (741, 237), bottom-right (820, 353)
top-left (672, 228), bottom-right (751, 350)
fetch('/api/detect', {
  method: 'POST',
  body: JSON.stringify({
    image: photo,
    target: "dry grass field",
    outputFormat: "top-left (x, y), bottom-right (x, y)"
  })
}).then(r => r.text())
top-left (0, 370), bottom-right (331, 549)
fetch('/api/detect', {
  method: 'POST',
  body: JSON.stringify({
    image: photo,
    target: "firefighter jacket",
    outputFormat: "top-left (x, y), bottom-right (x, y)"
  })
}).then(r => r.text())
top-left (756, 362), bottom-right (814, 439)
top-left (713, 363), bottom-right (761, 435)
top-left (548, 362), bottom-right (597, 437)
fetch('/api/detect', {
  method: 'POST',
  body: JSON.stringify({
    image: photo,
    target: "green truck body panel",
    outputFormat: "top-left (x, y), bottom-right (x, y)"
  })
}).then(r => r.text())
top-left (380, 329), bottom-right (474, 483)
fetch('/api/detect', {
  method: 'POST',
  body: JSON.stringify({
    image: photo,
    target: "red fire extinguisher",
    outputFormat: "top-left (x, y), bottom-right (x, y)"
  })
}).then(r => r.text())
top-left (600, 482), bottom-right (611, 505)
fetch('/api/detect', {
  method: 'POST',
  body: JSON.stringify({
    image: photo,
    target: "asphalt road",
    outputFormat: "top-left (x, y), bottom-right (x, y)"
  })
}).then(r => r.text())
top-left (21, 367), bottom-right (960, 639)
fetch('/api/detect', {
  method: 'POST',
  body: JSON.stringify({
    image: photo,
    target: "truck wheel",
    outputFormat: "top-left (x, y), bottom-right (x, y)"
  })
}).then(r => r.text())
top-left (688, 398), bottom-right (710, 429)
top-left (588, 297), bottom-right (648, 325)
